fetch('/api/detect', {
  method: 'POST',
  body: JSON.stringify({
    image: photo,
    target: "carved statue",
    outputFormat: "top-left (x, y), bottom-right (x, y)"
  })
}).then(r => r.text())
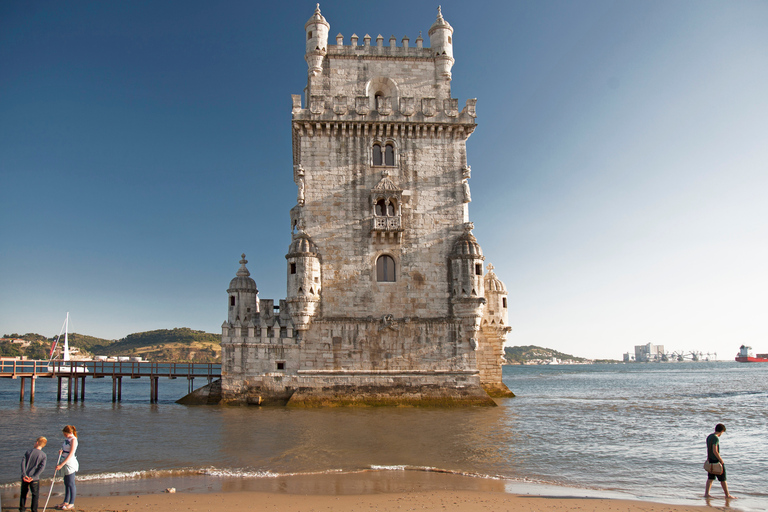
top-left (462, 179), bottom-right (471, 203)
top-left (297, 169), bottom-right (305, 206)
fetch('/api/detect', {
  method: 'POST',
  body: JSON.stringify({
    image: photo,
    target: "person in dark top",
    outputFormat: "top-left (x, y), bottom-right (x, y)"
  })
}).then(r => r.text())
top-left (20, 436), bottom-right (48, 512)
top-left (705, 423), bottom-right (735, 499)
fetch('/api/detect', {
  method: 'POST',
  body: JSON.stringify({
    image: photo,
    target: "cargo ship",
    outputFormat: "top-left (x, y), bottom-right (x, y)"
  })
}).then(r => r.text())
top-left (735, 345), bottom-right (768, 363)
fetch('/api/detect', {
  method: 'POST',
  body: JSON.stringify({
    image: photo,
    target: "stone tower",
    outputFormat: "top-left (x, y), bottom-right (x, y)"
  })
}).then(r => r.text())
top-left (220, 6), bottom-right (514, 405)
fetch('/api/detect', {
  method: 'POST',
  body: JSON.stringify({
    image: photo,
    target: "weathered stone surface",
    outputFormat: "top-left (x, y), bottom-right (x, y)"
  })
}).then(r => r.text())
top-left (220, 7), bottom-right (513, 406)
top-left (176, 379), bottom-right (222, 405)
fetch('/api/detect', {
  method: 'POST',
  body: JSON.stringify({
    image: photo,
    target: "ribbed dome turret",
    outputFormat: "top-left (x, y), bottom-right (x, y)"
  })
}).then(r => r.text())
top-left (428, 6), bottom-right (453, 35)
top-left (228, 254), bottom-right (258, 292)
top-left (288, 232), bottom-right (319, 257)
top-left (305, 3), bottom-right (329, 30)
top-left (452, 224), bottom-right (483, 258)
top-left (484, 264), bottom-right (506, 293)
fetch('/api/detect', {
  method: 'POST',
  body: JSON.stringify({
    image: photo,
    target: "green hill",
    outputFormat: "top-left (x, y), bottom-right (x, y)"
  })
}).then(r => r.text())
top-left (2, 328), bottom-right (221, 363)
top-left (504, 345), bottom-right (617, 365)
top-left (90, 328), bottom-right (220, 362)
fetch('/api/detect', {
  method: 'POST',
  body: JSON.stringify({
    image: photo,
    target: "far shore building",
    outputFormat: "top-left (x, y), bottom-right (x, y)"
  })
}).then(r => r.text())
top-left (219, 6), bottom-right (513, 405)
top-left (634, 343), bottom-right (665, 363)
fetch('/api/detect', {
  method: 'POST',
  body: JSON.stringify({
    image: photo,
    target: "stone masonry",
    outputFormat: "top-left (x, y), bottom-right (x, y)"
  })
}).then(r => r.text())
top-left (219, 6), bottom-right (514, 406)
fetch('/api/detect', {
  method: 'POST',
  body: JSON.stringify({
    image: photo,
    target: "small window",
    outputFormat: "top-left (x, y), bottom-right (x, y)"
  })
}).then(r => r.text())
top-left (307, 31), bottom-right (312, 40)
top-left (290, 262), bottom-right (297, 274)
top-left (475, 263), bottom-right (483, 276)
top-left (376, 255), bottom-right (396, 282)
top-left (384, 143), bottom-right (394, 166)
top-left (448, 36), bottom-right (452, 44)
top-left (373, 144), bottom-right (383, 165)
top-left (277, 361), bottom-right (285, 370)
top-left (502, 297), bottom-right (507, 308)
top-left (230, 296), bottom-right (235, 307)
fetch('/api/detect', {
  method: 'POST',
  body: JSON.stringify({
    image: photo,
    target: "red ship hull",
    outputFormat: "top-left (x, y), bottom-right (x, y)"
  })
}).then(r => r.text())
top-left (735, 356), bottom-right (768, 363)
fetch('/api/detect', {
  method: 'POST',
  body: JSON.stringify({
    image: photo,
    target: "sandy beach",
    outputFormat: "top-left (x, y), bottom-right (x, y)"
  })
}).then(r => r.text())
top-left (15, 472), bottom-right (727, 512)
top-left (70, 490), bottom-right (720, 512)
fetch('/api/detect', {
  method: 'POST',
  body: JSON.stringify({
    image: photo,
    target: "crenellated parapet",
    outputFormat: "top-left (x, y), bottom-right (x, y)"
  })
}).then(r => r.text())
top-left (292, 95), bottom-right (476, 127)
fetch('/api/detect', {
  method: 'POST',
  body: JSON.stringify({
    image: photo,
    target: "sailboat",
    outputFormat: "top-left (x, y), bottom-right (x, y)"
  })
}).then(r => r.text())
top-left (47, 313), bottom-right (88, 373)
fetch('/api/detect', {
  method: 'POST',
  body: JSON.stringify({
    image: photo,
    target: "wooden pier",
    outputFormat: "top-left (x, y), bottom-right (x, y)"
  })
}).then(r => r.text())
top-left (0, 359), bottom-right (221, 403)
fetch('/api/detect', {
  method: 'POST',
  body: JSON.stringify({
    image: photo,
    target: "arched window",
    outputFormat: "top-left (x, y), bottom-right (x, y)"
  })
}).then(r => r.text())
top-left (375, 199), bottom-right (386, 216)
top-left (376, 255), bottom-right (396, 282)
top-left (384, 143), bottom-right (395, 166)
top-left (387, 200), bottom-right (395, 216)
top-left (373, 144), bottom-right (383, 166)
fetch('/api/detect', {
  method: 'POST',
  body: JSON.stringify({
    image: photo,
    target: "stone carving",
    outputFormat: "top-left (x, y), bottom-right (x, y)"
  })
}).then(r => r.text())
top-left (310, 95), bottom-right (325, 115)
top-left (400, 97), bottom-right (415, 116)
top-left (465, 98), bottom-right (477, 118)
top-left (355, 96), bottom-right (370, 115)
top-left (462, 164), bottom-right (471, 203)
top-left (297, 168), bottom-right (305, 206)
top-left (379, 314), bottom-right (399, 331)
top-left (444, 98), bottom-right (459, 117)
top-left (333, 95), bottom-right (348, 115)
top-left (422, 97), bottom-right (436, 117)
top-left (377, 96), bottom-right (392, 116)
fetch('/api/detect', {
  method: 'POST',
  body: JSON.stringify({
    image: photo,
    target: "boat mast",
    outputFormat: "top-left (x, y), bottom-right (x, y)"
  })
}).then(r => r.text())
top-left (63, 312), bottom-right (70, 361)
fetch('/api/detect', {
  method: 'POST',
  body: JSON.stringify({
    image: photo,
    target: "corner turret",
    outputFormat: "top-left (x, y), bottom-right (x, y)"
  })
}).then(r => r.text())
top-left (227, 254), bottom-right (259, 325)
top-left (450, 223), bottom-right (486, 345)
top-left (305, 4), bottom-right (330, 77)
top-left (285, 231), bottom-right (321, 331)
top-left (428, 6), bottom-right (454, 80)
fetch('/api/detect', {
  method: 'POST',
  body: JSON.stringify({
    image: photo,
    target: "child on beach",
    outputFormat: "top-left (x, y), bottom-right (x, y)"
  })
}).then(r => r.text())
top-left (20, 436), bottom-right (47, 512)
top-left (55, 425), bottom-right (79, 510)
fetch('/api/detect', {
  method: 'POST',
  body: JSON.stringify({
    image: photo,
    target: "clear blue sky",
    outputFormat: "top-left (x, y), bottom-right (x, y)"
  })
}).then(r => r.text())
top-left (1, 1), bottom-right (766, 360)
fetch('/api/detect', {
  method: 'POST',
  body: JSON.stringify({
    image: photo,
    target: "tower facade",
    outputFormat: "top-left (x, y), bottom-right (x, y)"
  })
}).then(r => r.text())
top-left (220, 6), bottom-right (513, 405)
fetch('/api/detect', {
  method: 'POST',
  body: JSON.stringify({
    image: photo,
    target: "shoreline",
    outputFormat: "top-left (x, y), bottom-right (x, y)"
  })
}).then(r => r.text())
top-left (2, 470), bottom-right (735, 512)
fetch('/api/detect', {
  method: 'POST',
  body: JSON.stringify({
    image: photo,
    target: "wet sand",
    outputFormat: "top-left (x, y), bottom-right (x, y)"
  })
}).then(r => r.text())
top-left (24, 471), bottom-right (722, 512)
top-left (72, 490), bottom-right (717, 512)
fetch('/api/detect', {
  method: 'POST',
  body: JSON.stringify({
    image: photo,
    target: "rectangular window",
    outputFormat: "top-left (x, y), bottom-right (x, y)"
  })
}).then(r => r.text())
top-left (502, 297), bottom-right (507, 308)
top-left (230, 296), bottom-right (235, 307)
top-left (290, 263), bottom-right (296, 274)
top-left (277, 362), bottom-right (285, 370)
top-left (475, 263), bottom-right (483, 276)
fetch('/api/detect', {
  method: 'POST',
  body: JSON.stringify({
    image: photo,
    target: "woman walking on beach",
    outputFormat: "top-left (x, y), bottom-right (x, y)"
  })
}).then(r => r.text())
top-left (704, 423), bottom-right (735, 499)
top-left (55, 425), bottom-right (79, 510)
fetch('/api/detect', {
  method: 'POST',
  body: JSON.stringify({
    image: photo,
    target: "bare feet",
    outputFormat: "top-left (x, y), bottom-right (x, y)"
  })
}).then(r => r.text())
top-left (725, 495), bottom-right (737, 499)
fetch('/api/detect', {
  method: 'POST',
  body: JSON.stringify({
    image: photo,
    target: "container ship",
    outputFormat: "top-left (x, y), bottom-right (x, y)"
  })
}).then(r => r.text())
top-left (735, 345), bottom-right (768, 363)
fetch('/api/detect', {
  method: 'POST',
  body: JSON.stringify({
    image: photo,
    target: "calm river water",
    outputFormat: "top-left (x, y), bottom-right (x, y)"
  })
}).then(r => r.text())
top-left (1, 362), bottom-right (766, 510)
